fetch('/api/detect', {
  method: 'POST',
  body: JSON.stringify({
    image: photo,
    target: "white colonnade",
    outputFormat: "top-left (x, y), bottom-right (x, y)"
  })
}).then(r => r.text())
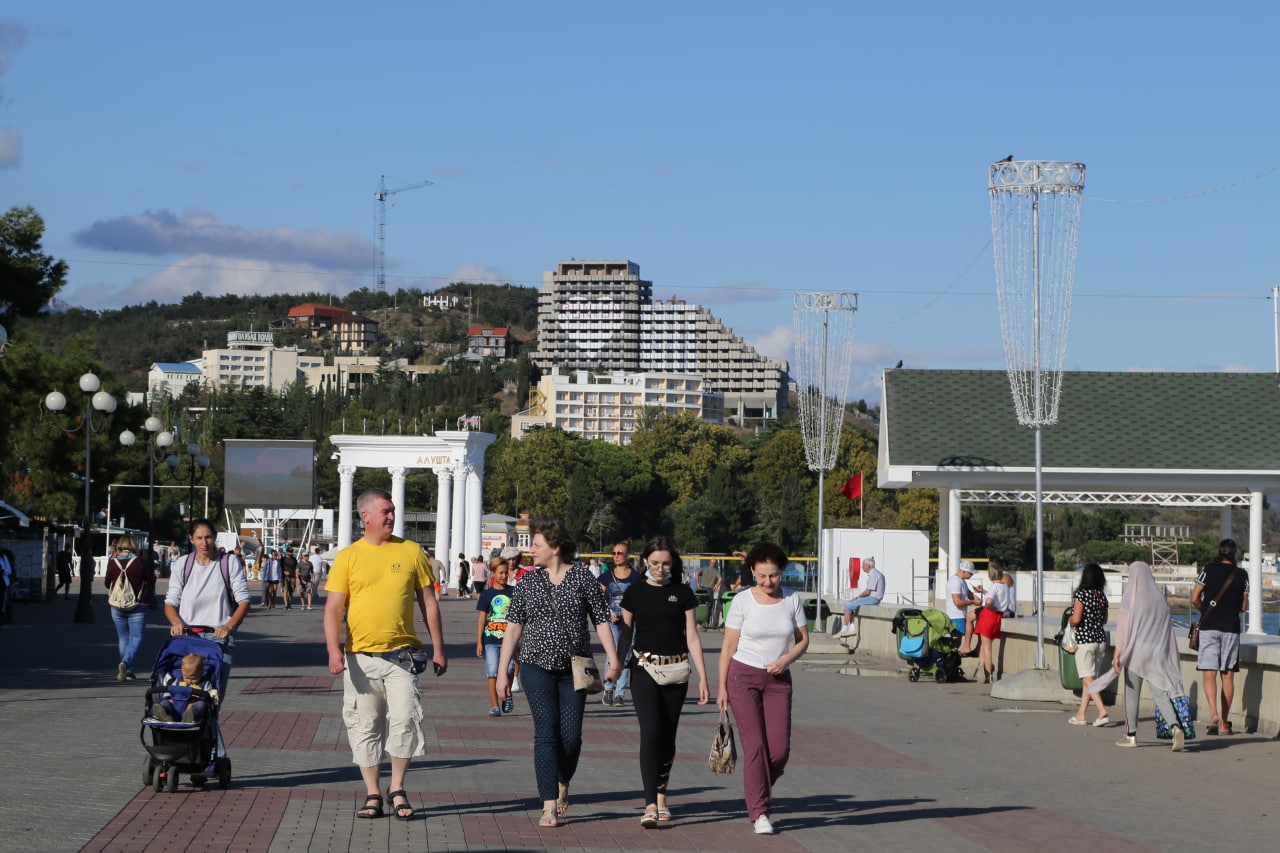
top-left (330, 433), bottom-right (497, 582)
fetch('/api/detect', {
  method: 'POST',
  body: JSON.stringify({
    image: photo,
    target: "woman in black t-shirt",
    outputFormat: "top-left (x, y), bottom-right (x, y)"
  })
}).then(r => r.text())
top-left (620, 535), bottom-right (710, 828)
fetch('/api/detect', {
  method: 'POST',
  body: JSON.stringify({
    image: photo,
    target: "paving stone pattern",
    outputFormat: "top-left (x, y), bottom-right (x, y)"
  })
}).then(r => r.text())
top-left (4, 581), bottom-right (1280, 852)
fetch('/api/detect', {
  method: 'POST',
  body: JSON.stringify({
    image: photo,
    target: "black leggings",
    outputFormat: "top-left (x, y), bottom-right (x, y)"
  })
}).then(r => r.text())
top-left (628, 663), bottom-right (688, 803)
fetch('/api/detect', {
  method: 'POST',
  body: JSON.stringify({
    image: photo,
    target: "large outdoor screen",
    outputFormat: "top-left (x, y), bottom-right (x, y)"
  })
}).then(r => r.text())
top-left (223, 440), bottom-right (316, 508)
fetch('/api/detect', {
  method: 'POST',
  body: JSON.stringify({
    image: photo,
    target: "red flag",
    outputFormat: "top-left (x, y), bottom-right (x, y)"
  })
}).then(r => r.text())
top-left (840, 473), bottom-right (863, 501)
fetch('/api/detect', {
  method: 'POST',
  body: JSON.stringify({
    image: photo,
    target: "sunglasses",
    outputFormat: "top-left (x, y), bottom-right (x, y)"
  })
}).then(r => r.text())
top-left (612, 551), bottom-right (628, 556)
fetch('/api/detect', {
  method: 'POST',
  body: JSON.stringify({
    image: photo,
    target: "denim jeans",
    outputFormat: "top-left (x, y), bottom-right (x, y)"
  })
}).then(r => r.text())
top-left (111, 606), bottom-right (148, 671)
top-left (605, 620), bottom-right (631, 694)
top-left (520, 662), bottom-right (586, 801)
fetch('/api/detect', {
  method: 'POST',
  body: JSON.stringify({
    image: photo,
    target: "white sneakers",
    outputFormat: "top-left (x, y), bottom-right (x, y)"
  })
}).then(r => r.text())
top-left (753, 815), bottom-right (775, 835)
top-left (1172, 727), bottom-right (1185, 752)
top-left (1115, 734), bottom-right (1137, 748)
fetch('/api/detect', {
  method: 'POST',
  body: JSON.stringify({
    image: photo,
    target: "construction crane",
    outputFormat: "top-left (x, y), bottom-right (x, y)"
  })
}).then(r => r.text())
top-left (374, 174), bottom-right (433, 293)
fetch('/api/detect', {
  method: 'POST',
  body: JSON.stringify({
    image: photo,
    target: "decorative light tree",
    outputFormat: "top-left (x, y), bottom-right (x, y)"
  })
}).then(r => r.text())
top-left (989, 159), bottom-right (1086, 668)
top-left (793, 291), bottom-right (859, 616)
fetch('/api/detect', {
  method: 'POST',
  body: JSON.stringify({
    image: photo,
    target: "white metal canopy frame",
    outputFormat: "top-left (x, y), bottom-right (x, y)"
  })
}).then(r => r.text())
top-left (793, 292), bottom-right (858, 600)
top-left (989, 159), bottom-right (1085, 669)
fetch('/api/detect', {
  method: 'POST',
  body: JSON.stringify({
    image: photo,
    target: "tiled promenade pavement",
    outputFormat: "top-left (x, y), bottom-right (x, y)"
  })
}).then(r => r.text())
top-left (5, 584), bottom-right (1280, 852)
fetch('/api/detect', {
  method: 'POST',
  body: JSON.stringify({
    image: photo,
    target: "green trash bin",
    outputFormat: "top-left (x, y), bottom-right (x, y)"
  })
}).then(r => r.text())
top-left (693, 589), bottom-right (710, 626)
top-left (1054, 607), bottom-right (1083, 691)
top-left (803, 597), bottom-right (833, 633)
top-left (721, 588), bottom-right (742, 623)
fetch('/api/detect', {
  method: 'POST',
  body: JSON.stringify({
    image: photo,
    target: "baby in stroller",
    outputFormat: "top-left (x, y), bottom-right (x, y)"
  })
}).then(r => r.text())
top-left (151, 652), bottom-right (220, 724)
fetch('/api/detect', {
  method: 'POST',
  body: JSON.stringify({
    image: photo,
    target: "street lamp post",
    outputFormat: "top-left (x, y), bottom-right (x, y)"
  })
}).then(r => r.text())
top-left (44, 372), bottom-right (117, 624)
top-left (166, 443), bottom-right (210, 524)
top-left (118, 417), bottom-right (174, 555)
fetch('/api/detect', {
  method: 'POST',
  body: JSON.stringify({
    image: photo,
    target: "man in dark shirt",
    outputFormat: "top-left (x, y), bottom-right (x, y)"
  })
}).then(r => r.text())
top-left (1191, 539), bottom-right (1248, 735)
top-left (281, 546), bottom-right (299, 611)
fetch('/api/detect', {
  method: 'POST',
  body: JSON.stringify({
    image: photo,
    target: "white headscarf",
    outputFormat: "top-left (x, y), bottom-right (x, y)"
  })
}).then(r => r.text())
top-left (1110, 561), bottom-right (1185, 697)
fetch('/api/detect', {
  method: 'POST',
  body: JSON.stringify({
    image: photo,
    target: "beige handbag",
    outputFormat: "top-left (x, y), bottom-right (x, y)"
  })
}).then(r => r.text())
top-left (707, 709), bottom-right (737, 775)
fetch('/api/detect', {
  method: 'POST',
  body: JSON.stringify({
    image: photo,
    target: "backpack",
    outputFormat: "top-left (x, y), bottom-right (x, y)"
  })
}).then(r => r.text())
top-left (108, 558), bottom-right (140, 610)
top-left (181, 552), bottom-right (238, 612)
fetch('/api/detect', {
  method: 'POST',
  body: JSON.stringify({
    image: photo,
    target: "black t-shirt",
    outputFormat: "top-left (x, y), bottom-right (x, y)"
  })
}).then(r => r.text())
top-left (1196, 561), bottom-right (1247, 634)
top-left (281, 554), bottom-right (298, 579)
top-left (621, 581), bottom-right (697, 656)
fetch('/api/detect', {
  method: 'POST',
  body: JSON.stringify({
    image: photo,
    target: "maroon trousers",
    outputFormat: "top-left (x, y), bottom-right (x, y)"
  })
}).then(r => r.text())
top-left (725, 658), bottom-right (793, 820)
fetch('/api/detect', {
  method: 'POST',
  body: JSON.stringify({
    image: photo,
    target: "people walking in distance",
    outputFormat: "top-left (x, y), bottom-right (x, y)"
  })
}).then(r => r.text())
top-left (1193, 538), bottom-right (1247, 735)
top-left (718, 543), bottom-right (810, 835)
top-left (280, 546), bottom-right (298, 610)
top-left (1068, 563), bottom-right (1112, 726)
top-left (260, 549), bottom-right (281, 609)
top-left (599, 541), bottom-right (642, 707)
top-left (55, 544), bottom-right (74, 599)
top-left (620, 536), bottom-right (709, 828)
top-left (104, 534), bottom-right (156, 681)
top-left (477, 558), bottom-right (516, 717)
top-left (495, 518), bottom-right (620, 828)
top-left (471, 555), bottom-right (488, 596)
top-left (297, 551), bottom-right (316, 611)
top-left (324, 488), bottom-right (447, 822)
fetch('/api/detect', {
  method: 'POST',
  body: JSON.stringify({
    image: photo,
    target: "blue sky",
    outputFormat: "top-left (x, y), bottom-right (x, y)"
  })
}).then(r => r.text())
top-left (5, 3), bottom-right (1280, 402)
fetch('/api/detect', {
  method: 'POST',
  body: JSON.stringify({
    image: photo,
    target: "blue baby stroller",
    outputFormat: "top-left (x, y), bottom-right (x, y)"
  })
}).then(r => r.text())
top-left (892, 607), bottom-right (965, 683)
top-left (140, 631), bottom-right (232, 792)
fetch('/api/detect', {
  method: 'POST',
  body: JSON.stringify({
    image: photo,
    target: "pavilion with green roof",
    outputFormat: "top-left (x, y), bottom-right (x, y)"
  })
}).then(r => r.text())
top-left (877, 369), bottom-right (1280, 633)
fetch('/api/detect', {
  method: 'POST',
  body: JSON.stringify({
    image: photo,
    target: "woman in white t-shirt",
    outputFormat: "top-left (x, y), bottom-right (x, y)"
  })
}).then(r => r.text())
top-left (715, 543), bottom-right (809, 836)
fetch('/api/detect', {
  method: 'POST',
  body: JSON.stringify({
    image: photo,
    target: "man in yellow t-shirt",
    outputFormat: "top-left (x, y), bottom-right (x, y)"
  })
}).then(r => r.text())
top-left (324, 488), bottom-right (447, 822)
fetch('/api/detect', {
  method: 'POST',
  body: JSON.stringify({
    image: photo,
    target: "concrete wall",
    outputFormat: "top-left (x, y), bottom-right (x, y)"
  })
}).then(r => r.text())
top-left (821, 603), bottom-right (1280, 737)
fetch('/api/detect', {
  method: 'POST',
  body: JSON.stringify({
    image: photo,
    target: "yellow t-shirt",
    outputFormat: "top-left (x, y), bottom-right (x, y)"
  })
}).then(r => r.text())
top-left (325, 536), bottom-right (435, 653)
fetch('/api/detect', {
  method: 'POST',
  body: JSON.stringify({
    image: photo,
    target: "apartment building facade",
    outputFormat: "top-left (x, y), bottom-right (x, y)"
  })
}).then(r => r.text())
top-left (511, 369), bottom-right (724, 445)
top-left (533, 259), bottom-right (786, 421)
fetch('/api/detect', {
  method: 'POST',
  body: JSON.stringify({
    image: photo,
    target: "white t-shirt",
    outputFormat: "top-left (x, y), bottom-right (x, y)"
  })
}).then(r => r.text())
top-left (726, 589), bottom-right (805, 670)
top-left (1001, 574), bottom-right (1016, 616)
top-left (944, 573), bottom-right (972, 619)
top-left (985, 582), bottom-right (1012, 616)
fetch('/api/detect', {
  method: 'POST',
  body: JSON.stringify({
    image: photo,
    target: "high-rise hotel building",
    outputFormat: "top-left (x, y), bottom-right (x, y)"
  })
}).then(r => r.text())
top-left (534, 260), bottom-right (786, 421)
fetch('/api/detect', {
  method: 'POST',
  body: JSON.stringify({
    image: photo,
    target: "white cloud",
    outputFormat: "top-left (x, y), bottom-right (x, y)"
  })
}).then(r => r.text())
top-left (64, 254), bottom-right (362, 310)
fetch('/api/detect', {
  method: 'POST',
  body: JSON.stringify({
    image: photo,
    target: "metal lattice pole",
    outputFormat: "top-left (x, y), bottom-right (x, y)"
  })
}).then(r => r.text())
top-left (793, 292), bottom-right (858, 612)
top-left (990, 160), bottom-right (1085, 668)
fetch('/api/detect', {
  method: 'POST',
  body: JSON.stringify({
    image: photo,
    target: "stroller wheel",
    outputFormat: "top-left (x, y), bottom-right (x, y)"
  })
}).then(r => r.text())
top-left (217, 756), bottom-right (232, 790)
top-left (142, 756), bottom-right (156, 789)
top-left (935, 669), bottom-right (947, 684)
top-left (164, 768), bottom-right (179, 794)
top-left (153, 766), bottom-right (165, 793)
top-left (908, 669), bottom-right (919, 682)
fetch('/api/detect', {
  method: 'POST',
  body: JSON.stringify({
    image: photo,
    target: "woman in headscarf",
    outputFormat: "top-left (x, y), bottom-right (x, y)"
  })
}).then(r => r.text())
top-left (1101, 561), bottom-right (1188, 751)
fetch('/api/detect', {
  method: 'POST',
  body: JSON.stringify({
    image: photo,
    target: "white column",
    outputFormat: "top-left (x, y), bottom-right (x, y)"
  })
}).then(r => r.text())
top-left (434, 468), bottom-right (452, 565)
top-left (449, 465), bottom-right (467, 589)
top-left (1220, 506), bottom-right (1233, 540)
top-left (337, 464), bottom-right (357, 549)
top-left (937, 487), bottom-right (951, 607)
top-left (389, 466), bottom-right (406, 538)
top-left (465, 465), bottom-right (483, 560)
top-left (1248, 489), bottom-right (1264, 634)
top-left (947, 486), bottom-right (962, 585)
